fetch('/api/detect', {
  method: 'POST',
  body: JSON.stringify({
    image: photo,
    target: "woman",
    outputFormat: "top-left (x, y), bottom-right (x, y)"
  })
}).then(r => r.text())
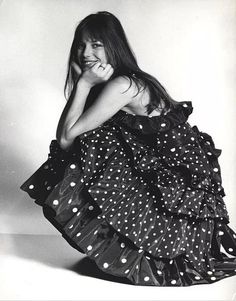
top-left (57, 11), bottom-right (179, 151)
top-left (21, 11), bottom-right (236, 286)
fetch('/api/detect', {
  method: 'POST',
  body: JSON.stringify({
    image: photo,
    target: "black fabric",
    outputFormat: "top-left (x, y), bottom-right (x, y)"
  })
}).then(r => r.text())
top-left (20, 101), bottom-right (236, 286)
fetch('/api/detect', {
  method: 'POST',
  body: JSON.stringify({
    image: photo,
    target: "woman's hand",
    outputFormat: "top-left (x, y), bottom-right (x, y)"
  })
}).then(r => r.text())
top-left (80, 62), bottom-right (114, 88)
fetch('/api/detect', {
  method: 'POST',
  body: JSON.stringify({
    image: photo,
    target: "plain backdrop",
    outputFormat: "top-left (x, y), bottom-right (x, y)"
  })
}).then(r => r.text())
top-left (0, 0), bottom-right (235, 238)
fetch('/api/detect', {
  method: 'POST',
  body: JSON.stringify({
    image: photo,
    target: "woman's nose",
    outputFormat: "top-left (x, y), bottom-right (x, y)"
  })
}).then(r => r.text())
top-left (83, 44), bottom-right (92, 58)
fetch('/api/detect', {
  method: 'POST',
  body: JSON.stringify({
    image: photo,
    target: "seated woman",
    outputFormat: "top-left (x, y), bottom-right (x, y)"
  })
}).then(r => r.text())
top-left (20, 11), bottom-right (236, 286)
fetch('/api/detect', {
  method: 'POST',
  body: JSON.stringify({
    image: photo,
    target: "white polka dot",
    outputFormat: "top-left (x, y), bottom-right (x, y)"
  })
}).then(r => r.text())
top-left (70, 182), bottom-right (76, 187)
top-left (76, 232), bottom-right (81, 237)
top-left (213, 167), bottom-right (218, 172)
top-left (228, 248), bottom-right (233, 252)
top-left (171, 279), bottom-right (177, 285)
top-left (207, 271), bottom-right (213, 275)
top-left (87, 245), bottom-right (92, 251)
top-left (144, 276), bottom-right (150, 281)
top-left (121, 258), bottom-right (127, 263)
top-left (103, 262), bottom-right (109, 268)
top-left (125, 269), bottom-right (130, 274)
top-left (120, 243), bottom-right (125, 248)
top-left (157, 270), bottom-right (162, 275)
top-left (89, 205), bottom-right (94, 210)
top-left (161, 123), bottom-right (166, 127)
top-left (72, 207), bottom-right (78, 213)
top-left (70, 164), bottom-right (76, 169)
top-left (219, 231), bottom-right (224, 236)
top-left (29, 185), bottom-right (34, 189)
top-left (170, 148), bottom-right (176, 152)
top-left (195, 276), bottom-right (201, 280)
top-left (211, 276), bottom-right (216, 281)
top-left (53, 200), bottom-right (59, 205)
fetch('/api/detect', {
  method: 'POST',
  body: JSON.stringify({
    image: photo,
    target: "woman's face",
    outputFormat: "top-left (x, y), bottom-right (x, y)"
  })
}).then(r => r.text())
top-left (76, 34), bottom-right (108, 71)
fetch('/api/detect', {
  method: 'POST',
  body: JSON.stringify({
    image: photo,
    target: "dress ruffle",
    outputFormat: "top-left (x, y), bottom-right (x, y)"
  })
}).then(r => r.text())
top-left (20, 101), bottom-right (236, 286)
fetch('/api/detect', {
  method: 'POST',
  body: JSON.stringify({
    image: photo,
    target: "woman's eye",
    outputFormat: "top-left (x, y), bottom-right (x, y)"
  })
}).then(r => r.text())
top-left (92, 43), bottom-right (103, 49)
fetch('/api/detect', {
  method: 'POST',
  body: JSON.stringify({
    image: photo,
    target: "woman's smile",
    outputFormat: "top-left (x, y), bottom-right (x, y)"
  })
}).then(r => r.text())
top-left (81, 60), bottom-right (99, 69)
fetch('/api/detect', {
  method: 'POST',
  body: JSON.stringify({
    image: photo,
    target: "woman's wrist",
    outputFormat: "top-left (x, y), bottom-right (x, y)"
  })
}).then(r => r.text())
top-left (77, 76), bottom-right (94, 90)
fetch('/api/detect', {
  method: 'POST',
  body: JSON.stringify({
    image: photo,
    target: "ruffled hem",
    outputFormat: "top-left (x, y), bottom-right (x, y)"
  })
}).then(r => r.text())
top-left (46, 209), bottom-right (236, 286)
top-left (24, 184), bottom-right (236, 286)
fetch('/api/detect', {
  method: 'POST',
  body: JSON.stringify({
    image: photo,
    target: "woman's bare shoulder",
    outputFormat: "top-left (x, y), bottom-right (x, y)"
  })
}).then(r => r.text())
top-left (92, 75), bottom-right (138, 109)
top-left (107, 75), bottom-right (140, 97)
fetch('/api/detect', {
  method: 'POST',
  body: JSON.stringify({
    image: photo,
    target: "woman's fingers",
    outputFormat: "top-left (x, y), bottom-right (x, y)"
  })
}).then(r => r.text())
top-left (92, 63), bottom-right (113, 76)
top-left (98, 64), bottom-right (113, 80)
top-left (100, 64), bottom-right (112, 74)
top-left (81, 62), bottom-right (113, 86)
top-left (92, 61), bottom-right (103, 71)
top-left (100, 63), bottom-right (107, 70)
top-left (104, 65), bottom-right (114, 80)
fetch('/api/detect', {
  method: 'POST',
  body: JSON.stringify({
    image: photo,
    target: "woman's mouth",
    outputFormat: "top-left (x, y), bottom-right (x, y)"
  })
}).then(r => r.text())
top-left (82, 60), bottom-right (98, 68)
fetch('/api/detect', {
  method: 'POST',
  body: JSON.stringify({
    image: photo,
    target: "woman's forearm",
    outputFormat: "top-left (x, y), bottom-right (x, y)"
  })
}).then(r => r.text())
top-left (56, 78), bottom-right (92, 147)
top-left (64, 78), bottom-right (92, 129)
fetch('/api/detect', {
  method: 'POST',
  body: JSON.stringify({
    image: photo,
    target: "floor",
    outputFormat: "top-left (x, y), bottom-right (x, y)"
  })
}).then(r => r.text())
top-left (1, 233), bottom-right (236, 301)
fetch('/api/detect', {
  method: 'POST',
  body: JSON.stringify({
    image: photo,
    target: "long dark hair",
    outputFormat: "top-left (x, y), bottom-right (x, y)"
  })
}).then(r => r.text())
top-left (64, 11), bottom-right (179, 115)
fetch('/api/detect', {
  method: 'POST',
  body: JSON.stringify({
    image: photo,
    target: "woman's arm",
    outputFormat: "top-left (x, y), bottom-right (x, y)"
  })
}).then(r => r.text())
top-left (56, 62), bottom-right (113, 149)
top-left (59, 76), bottom-right (136, 150)
top-left (56, 78), bottom-right (92, 148)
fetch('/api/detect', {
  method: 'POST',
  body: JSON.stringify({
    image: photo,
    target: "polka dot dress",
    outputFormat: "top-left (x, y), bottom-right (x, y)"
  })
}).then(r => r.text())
top-left (20, 101), bottom-right (236, 286)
